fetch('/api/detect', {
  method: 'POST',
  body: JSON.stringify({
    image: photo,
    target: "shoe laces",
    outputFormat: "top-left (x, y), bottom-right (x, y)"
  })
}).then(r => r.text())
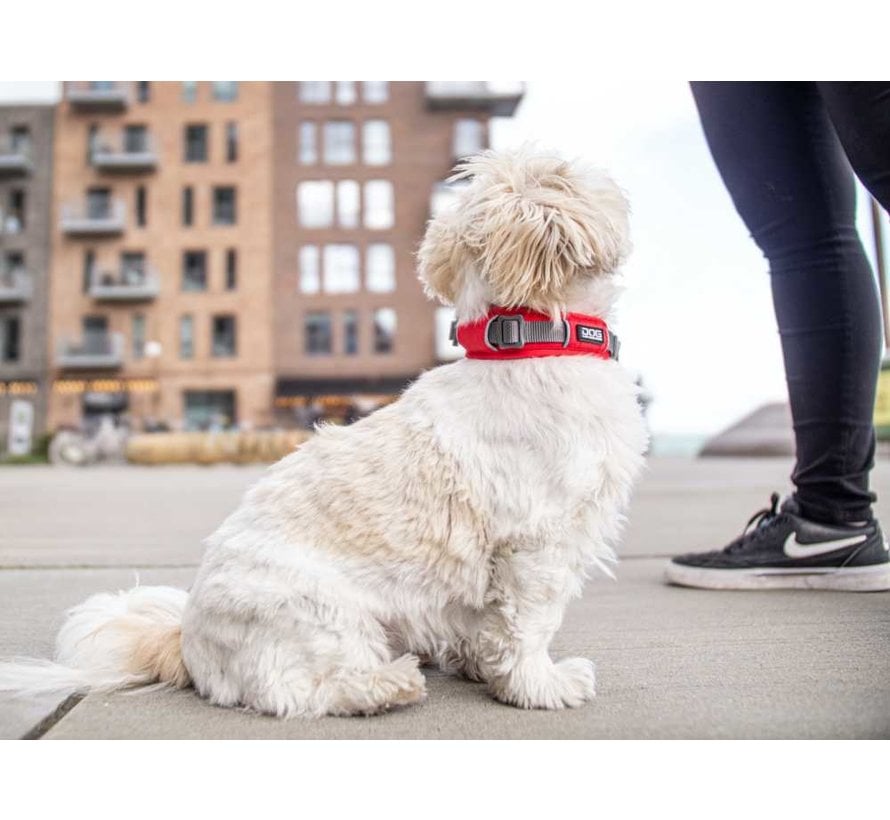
top-left (727, 492), bottom-right (782, 553)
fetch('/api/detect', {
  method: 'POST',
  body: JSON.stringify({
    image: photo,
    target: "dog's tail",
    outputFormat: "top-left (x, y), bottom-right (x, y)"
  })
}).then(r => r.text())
top-left (0, 585), bottom-right (191, 699)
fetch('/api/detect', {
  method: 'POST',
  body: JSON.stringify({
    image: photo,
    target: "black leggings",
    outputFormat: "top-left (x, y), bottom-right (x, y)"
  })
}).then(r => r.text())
top-left (690, 82), bottom-right (890, 525)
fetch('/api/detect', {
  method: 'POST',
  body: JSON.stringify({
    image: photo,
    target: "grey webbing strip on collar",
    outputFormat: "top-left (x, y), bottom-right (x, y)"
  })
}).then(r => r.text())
top-left (522, 320), bottom-right (568, 344)
top-left (486, 314), bottom-right (568, 349)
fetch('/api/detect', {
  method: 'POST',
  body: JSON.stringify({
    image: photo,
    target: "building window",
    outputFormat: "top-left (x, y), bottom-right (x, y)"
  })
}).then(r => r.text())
top-left (335, 82), bottom-right (356, 105)
top-left (305, 312), bottom-right (332, 355)
top-left (0, 316), bottom-right (20, 362)
top-left (82, 250), bottom-right (95, 293)
top-left (366, 243), bottom-right (395, 292)
top-left (373, 308), bottom-right (396, 353)
top-left (453, 119), bottom-right (485, 158)
top-left (363, 120), bottom-right (391, 165)
top-left (323, 244), bottom-right (359, 294)
top-left (182, 186), bottom-right (193, 227)
top-left (212, 81), bottom-right (238, 102)
top-left (182, 251), bottom-right (207, 291)
top-left (184, 124), bottom-right (208, 162)
top-left (212, 315), bottom-right (237, 357)
top-left (362, 82), bottom-right (389, 104)
top-left (121, 252), bottom-right (146, 284)
top-left (299, 245), bottom-right (320, 294)
top-left (344, 310), bottom-right (359, 355)
top-left (297, 181), bottom-right (334, 228)
top-left (135, 186), bottom-right (147, 227)
top-left (132, 313), bottom-right (146, 360)
top-left (86, 124), bottom-right (99, 164)
top-left (137, 81), bottom-right (150, 103)
top-left (182, 81), bottom-right (197, 103)
top-left (300, 82), bottom-right (331, 104)
top-left (299, 121), bottom-right (317, 164)
top-left (225, 249), bottom-right (237, 290)
top-left (225, 122), bottom-right (238, 163)
top-left (323, 121), bottom-right (356, 165)
top-left (10, 126), bottom-right (30, 154)
top-left (85, 187), bottom-right (110, 220)
top-left (213, 186), bottom-right (237, 225)
top-left (364, 180), bottom-right (394, 229)
top-left (336, 180), bottom-right (360, 228)
top-left (124, 124), bottom-right (148, 153)
top-left (3, 251), bottom-right (24, 278)
top-left (179, 315), bottom-right (194, 359)
top-left (184, 390), bottom-right (236, 431)
top-left (6, 189), bottom-right (26, 232)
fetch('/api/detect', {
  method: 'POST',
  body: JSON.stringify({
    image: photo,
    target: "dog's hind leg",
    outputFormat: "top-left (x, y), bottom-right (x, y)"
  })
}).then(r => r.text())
top-left (238, 644), bottom-right (427, 718)
top-left (184, 590), bottom-right (427, 718)
top-left (314, 654), bottom-right (427, 716)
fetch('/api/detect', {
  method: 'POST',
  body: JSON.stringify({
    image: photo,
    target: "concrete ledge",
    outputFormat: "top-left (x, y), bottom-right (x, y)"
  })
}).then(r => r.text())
top-left (700, 403), bottom-right (794, 457)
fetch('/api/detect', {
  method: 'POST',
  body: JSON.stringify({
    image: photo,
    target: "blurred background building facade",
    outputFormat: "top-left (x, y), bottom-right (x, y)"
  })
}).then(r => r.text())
top-left (0, 104), bottom-right (54, 443)
top-left (0, 81), bottom-right (523, 445)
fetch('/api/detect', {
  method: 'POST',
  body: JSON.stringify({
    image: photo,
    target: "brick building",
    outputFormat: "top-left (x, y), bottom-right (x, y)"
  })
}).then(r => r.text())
top-left (48, 81), bottom-right (277, 432)
top-left (0, 104), bottom-right (54, 447)
top-left (12, 81), bottom-right (523, 439)
top-left (271, 81), bottom-right (523, 425)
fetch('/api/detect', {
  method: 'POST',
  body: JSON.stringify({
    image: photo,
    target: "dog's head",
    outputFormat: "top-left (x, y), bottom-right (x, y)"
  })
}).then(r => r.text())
top-left (418, 147), bottom-right (630, 318)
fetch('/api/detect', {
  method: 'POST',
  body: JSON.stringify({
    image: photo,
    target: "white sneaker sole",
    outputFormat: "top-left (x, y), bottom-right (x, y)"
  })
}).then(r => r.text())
top-left (664, 561), bottom-right (890, 592)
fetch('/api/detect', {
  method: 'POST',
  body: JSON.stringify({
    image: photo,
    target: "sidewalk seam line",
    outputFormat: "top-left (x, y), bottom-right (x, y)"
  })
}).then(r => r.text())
top-left (21, 693), bottom-right (84, 740)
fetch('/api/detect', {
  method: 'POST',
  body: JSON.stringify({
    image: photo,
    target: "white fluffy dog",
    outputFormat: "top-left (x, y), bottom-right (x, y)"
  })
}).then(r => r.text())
top-left (0, 148), bottom-right (647, 717)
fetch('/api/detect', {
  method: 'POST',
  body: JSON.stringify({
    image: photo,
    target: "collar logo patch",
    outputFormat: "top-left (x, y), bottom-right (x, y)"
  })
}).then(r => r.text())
top-left (577, 325), bottom-right (604, 344)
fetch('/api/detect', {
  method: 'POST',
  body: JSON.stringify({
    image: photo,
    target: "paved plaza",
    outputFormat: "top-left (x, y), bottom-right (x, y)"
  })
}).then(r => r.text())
top-left (1, 457), bottom-right (888, 739)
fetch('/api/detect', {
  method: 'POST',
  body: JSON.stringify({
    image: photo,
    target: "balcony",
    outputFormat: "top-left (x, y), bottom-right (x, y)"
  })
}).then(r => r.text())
top-left (0, 268), bottom-right (32, 304)
top-left (91, 132), bottom-right (158, 173)
top-left (0, 137), bottom-right (32, 176)
top-left (66, 82), bottom-right (130, 111)
top-left (60, 199), bottom-right (126, 236)
top-left (88, 266), bottom-right (159, 301)
top-left (425, 82), bottom-right (525, 116)
top-left (57, 333), bottom-right (124, 369)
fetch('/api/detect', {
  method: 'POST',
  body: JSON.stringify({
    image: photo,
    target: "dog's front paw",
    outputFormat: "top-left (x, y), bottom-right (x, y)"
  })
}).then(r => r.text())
top-left (552, 657), bottom-right (596, 707)
top-left (489, 656), bottom-right (596, 710)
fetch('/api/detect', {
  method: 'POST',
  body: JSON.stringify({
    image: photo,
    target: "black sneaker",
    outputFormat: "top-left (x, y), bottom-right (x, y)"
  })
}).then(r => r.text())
top-left (666, 493), bottom-right (890, 591)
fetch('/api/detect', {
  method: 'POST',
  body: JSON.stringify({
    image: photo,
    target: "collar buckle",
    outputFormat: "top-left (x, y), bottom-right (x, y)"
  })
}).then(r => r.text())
top-left (485, 314), bottom-right (526, 350)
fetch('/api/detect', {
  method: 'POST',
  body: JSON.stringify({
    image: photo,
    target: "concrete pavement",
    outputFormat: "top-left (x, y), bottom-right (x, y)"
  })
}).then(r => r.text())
top-left (1, 458), bottom-right (889, 738)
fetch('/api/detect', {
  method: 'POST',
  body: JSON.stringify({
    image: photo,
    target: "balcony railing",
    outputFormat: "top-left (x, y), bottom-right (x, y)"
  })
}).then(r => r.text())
top-left (60, 199), bottom-right (126, 236)
top-left (0, 268), bottom-right (32, 304)
top-left (91, 132), bottom-right (158, 172)
top-left (57, 332), bottom-right (124, 369)
top-left (425, 82), bottom-right (525, 116)
top-left (0, 137), bottom-right (33, 175)
top-left (66, 82), bottom-right (130, 110)
top-left (0, 210), bottom-right (26, 236)
top-left (88, 266), bottom-right (160, 301)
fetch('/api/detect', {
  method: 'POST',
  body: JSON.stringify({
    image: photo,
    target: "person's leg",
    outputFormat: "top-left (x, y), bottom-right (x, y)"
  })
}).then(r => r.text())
top-left (817, 82), bottom-right (890, 210)
top-left (690, 81), bottom-right (883, 525)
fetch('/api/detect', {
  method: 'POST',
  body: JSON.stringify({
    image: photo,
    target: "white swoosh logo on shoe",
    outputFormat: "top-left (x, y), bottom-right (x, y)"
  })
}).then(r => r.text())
top-left (783, 532), bottom-right (867, 558)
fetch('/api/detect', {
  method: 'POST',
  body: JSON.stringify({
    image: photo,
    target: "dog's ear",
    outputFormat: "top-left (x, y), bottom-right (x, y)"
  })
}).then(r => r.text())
top-left (419, 148), bottom-right (630, 312)
top-left (416, 205), bottom-right (473, 305)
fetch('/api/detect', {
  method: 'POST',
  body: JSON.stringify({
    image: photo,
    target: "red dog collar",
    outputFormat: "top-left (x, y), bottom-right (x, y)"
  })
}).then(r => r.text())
top-left (451, 307), bottom-right (619, 361)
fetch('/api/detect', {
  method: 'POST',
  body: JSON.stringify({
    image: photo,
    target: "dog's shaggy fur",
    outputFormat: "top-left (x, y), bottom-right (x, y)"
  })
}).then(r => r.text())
top-left (0, 148), bottom-right (647, 716)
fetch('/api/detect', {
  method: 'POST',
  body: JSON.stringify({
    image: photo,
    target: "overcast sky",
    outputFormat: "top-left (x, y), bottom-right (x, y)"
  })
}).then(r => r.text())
top-left (497, 81), bottom-right (884, 438)
top-left (2, 80), bottom-right (884, 437)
